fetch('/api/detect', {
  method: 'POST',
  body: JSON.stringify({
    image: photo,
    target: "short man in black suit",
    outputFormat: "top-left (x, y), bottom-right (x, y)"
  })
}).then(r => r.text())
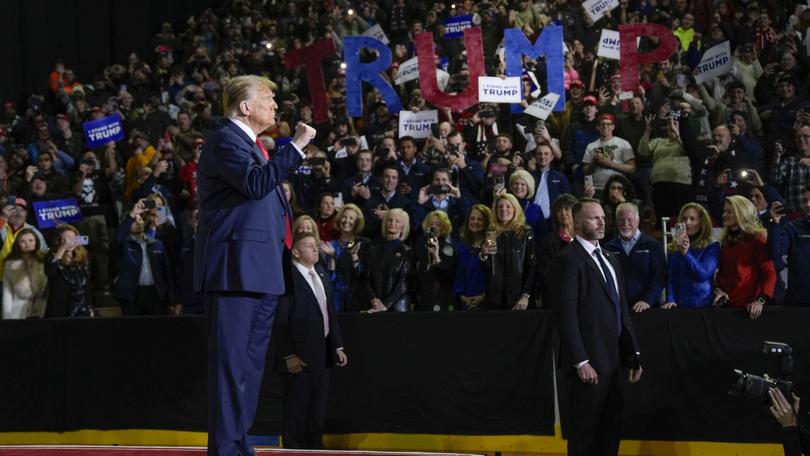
top-left (550, 198), bottom-right (643, 456)
top-left (270, 233), bottom-right (348, 449)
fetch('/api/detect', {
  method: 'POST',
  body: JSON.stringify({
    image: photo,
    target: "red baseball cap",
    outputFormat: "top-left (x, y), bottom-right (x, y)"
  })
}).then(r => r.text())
top-left (596, 113), bottom-right (616, 123)
top-left (582, 95), bottom-right (598, 105)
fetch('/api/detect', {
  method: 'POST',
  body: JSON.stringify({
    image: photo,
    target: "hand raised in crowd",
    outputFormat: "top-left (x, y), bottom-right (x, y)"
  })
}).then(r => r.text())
top-left (285, 355), bottom-right (307, 374)
top-left (661, 302), bottom-right (678, 310)
top-left (535, 125), bottom-right (552, 144)
top-left (799, 157), bottom-right (810, 168)
top-left (319, 241), bottom-right (335, 258)
top-left (130, 198), bottom-right (148, 218)
top-left (583, 182), bottom-right (596, 198)
top-left (773, 141), bottom-right (784, 163)
top-left (373, 204), bottom-right (388, 220)
top-left (676, 231), bottom-right (690, 255)
top-left (25, 165), bottom-right (38, 182)
top-left (417, 185), bottom-right (431, 204)
top-left (770, 201), bottom-right (786, 224)
top-left (153, 160), bottom-right (169, 177)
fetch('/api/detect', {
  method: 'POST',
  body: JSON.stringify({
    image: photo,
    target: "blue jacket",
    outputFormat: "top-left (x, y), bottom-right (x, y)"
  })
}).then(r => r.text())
top-left (531, 168), bottom-right (570, 215)
top-left (113, 215), bottom-right (175, 303)
top-left (666, 242), bottom-right (720, 308)
top-left (768, 217), bottom-right (810, 305)
top-left (194, 120), bottom-right (303, 294)
top-left (452, 239), bottom-right (488, 302)
top-left (604, 232), bottom-right (667, 306)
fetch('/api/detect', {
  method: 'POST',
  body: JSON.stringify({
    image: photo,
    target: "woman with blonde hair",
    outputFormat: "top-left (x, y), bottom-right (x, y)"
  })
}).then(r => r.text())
top-left (320, 204), bottom-right (370, 312)
top-left (714, 195), bottom-right (776, 319)
top-left (453, 204), bottom-right (493, 310)
top-left (415, 210), bottom-right (456, 311)
top-left (292, 214), bottom-right (321, 244)
top-left (663, 203), bottom-right (720, 309)
top-left (505, 169), bottom-right (549, 240)
top-left (2, 228), bottom-right (47, 319)
top-left (481, 193), bottom-right (537, 310)
top-left (365, 208), bottom-right (412, 312)
top-left (44, 224), bottom-right (95, 317)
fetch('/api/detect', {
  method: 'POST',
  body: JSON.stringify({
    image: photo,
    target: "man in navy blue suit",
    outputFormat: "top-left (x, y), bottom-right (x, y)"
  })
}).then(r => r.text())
top-left (194, 74), bottom-right (316, 456)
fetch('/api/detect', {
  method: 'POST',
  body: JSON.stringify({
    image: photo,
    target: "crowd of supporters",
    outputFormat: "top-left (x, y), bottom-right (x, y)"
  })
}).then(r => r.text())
top-left (1, 0), bottom-right (810, 320)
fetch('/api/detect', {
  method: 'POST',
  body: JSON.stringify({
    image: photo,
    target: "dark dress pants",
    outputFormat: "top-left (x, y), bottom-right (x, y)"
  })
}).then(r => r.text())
top-left (281, 367), bottom-right (330, 449)
top-left (206, 292), bottom-right (277, 456)
top-left (566, 364), bottom-right (625, 456)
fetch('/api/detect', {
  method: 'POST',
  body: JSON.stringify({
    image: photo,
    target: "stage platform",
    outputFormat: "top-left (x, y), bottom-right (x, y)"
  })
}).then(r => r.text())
top-left (0, 447), bottom-right (483, 456)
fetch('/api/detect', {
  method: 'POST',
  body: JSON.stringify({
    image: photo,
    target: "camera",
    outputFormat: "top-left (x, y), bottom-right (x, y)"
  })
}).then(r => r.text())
top-left (143, 200), bottom-right (157, 210)
top-left (430, 123), bottom-right (441, 138)
top-left (341, 137), bottom-right (357, 147)
top-left (424, 227), bottom-right (436, 242)
top-left (428, 184), bottom-right (450, 195)
top-left (671, 110), bottom-right (681, 121)
top-left (4, 195), bottom-right (17, 207)
top-left (309, 157), bottom-right (326, 167)
top-left (729, 341), bottom-right (795, 404)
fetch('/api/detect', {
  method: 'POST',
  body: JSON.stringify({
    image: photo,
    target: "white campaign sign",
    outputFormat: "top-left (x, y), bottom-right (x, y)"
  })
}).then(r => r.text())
top-left (583, 0), bottom-right (619, 22)
top-left (597, 30), bottom-right (621, 60)
top-left (398, 110), bottom-right (438, 139)
top-left (395, 57), bottom-right (419, 85)
top-left (524, 93), bottom-right (560, 120)
top-left (363, 23), bottom-right (390, 45)
top-left (694, 41), bottom-right (732, 84)
top-left (478, 77), bottom-right (522, 103)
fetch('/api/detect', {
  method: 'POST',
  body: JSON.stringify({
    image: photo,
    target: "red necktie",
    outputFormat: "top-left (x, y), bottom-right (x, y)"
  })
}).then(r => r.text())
top-left (256, 137), bottom-right (292, 249)
top-left (255, 137), bottom-right (270, 160)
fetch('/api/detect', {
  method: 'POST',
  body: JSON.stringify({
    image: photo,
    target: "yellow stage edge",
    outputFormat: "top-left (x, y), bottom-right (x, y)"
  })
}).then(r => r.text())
top-left (0, 427), bottom-right (785, 456)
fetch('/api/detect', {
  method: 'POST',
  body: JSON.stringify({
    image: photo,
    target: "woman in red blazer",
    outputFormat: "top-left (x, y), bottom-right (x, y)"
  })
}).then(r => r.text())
top-left (714, 195), bottom-right (777, 319)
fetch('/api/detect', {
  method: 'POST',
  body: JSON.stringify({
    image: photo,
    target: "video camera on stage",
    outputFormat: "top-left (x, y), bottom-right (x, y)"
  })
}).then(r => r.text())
top-left (729, 341), bottom-right (795, 404)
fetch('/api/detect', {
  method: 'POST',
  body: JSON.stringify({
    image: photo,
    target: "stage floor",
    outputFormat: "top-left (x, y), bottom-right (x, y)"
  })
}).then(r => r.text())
top-left (0, 447), bottom-right (483, 456)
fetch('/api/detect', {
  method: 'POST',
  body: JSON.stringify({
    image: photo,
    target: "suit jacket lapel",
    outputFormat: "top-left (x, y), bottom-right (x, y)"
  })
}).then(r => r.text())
top-left (223, 119), bottom-right (267, 164)
top-left (294, 268), bottom-right (322, 317)
top-left (572, 240), bottom-right (614, 302)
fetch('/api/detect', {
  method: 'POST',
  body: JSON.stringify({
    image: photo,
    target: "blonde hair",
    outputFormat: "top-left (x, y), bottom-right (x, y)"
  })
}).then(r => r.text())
top-left (721, 195), bottom-right (767, 245)
top-left (460, 204), bottom-right (493, 246)
top-left (493, 193), bottom-right (528, 236)
top-left (421, 210), bottom-right (453, 238)
top-left (333, 203), bottom-right (365, 234)
top-left (669, 203), bottom-right (714, 251)
top-left (382, 208), bottom-right (410, 241)
top-left (223, 75), bottom-right (277, 118)
top-left (293, 215), bottom-right (320, 244)
top-left (509, 169), bottom-right (536, 199)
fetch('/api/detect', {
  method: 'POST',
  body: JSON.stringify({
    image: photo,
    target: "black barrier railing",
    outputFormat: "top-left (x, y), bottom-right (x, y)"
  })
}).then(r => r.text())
top-left (0, 308), bottom-right (807, 443)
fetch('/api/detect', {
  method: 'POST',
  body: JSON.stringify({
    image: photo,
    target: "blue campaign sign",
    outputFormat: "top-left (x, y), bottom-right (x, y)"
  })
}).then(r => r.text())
top-left (32, 198), bottom-right (83, 229)
top-left (83, 114), bottom-right (125, 149)
top-left (443, 15), bottom-right (473, 39)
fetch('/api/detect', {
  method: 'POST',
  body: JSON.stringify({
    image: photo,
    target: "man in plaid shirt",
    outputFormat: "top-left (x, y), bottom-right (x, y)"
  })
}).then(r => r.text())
top-left (771, 124), bottom-right (810, 214)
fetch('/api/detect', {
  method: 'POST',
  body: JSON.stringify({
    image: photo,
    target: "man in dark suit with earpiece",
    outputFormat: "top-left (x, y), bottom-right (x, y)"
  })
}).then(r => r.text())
top-left (551, 198), bottom-right (643, 456)
top-left (270, 232), bottom-right (348, 449)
